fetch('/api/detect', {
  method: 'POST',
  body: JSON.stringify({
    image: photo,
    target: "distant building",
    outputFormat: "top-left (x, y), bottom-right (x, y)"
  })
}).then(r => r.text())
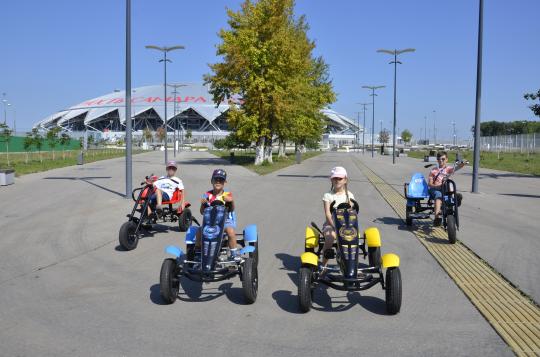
top-left (34, 83), bottom-right (361, 146)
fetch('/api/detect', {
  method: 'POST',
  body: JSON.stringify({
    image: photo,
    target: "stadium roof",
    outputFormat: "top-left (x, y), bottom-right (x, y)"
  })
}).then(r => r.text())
top-left (35, 83), bottom-right (360, 132)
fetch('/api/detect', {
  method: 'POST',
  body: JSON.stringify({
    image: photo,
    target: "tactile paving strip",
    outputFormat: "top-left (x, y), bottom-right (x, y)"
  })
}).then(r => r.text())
top-left (353, 158), bottom-right (540, 356)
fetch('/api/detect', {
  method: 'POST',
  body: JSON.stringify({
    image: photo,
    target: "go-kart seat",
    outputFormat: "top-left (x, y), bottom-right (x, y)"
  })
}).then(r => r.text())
top-left (406, 173), bottom-right (429, 199)
top-left (162, 189), bottom-right (183, 205)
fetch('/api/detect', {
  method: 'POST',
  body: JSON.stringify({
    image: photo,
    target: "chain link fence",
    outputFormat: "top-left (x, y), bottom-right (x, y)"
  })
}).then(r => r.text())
top-left (480, 133), bottom-right (538, 153)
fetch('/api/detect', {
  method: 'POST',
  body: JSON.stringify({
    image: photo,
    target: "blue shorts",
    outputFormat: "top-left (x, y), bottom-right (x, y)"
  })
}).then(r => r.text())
top-left (429, 188), bottom-right (442, 200)
top-left (149, 192), bottom-right (170, 205)
top-left (225, 211), bottom-right (237, 229)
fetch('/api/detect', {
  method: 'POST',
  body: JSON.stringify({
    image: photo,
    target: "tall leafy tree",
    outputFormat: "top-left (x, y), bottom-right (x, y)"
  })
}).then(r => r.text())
top-left (59, 132), bottom-right (71, 159)
top-left (46, 127), bottom-right (61, 160)
top-left (23, 132), bottom-right (34, 163)
top-left (31, 128), bottom-right (44, 163)
top-left (401, 129), bottom-right (412, 145)
top-left (524, 89), bottom-right (540, 118)
top-left (0, 123), bottom-right (13, 166)
top-left (205, 0), bottom-right (335, 165)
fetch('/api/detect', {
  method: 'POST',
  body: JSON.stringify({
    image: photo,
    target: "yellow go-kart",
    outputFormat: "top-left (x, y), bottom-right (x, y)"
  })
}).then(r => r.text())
top-left (298, 201), bottom-right (402, 314)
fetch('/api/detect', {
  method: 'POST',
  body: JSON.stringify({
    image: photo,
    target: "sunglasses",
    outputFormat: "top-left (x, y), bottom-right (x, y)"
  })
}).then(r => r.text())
top-left (213, 178), bottom-right (225, 183)
top-left (332, 177), bottom-right (344, 181)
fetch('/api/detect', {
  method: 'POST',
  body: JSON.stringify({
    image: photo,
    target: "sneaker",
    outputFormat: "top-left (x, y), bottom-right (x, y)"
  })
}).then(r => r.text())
top-left (433, 217), bottom-right (442, 227)
top-left (155, 205), bottom-right (164, 217)
top-left (229, 248), bottom-right (241, 262)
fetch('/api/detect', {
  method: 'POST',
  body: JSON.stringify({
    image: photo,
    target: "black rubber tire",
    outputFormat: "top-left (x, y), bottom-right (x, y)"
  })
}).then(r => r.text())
top-left (242, 257), bottom-right (258, 304)
top-left (119, 221), bottom-right (139, 251)
top-left (249, 240), bottom-right (259, 265)
top-left (405, 206), bottom-right (413, 226)
top-left (385, 267), bottom-right (402, 315)
top-left (178, 208), bottom-right (192, 232)
top-left (160, 258), bottom-right (179, 304)
top-left (447, 214), bottom-right (457, 244)
top-left (368, 247), bottom-right (381, 268)
top-left (298, 266), bottom-right (313, 313)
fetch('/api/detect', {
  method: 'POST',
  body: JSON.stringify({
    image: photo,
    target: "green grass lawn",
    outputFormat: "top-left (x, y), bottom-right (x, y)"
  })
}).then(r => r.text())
top-left (0, 149), bottom-right (144, 176)
top-left (407, 150), bottom-right (539, 176)
top-left (210, 150), bottom-right (323, 175)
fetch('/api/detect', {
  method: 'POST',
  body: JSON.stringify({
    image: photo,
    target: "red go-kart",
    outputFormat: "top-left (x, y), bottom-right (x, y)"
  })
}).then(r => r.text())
top-left (118, 174), bottom-right (193, 251)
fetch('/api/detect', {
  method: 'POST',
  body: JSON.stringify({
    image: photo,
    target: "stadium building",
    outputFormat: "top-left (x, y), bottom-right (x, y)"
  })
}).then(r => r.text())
top-left (34, 83), bottom-right (365, 148)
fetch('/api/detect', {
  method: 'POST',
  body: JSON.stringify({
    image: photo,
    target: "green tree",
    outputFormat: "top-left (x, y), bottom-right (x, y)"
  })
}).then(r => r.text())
top-left (59, 132), bottom-right (71, 159)
top-left (143, 127), bottom-right (153, 144)
top-left (401, 129), bottom-right (412, 145)
top-left (205, 0), bottom-right (334, 165)
top-left (87, 134), bottom-right (95, 147)
top-left (185, 129), bottom-right (192, 142)
top-left (0, 123), bottom-right (13, 166)
top-left (23, 132), bottom-right (34, 163)
top-left (46, 127), bottom-right (61, 160)
top-left (31, 128), bottom-right (44, 163)
top-left (524, 89), bottom-right (540, 118)
top-left (214, 132), bottom-right (251, 150)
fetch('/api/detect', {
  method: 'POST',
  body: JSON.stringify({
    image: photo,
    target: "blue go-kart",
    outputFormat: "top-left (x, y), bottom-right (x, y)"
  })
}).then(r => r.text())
top-left (159, 200), bottom-right (259, 304)
top-left (404, 160), bottom-right (466, 244)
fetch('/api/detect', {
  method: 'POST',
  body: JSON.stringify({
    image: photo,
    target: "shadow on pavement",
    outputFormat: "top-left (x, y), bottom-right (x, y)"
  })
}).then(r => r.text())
top-left (499, 193), bottom-right (540, 199)
top-left (179, 157), bottom-right (232, 166)
top-left (462, 172), bottom-right (539, 179)
top-left (43, 176), bottom-right (124, 198)
top-left (272, 253), bottom-right (387, 314)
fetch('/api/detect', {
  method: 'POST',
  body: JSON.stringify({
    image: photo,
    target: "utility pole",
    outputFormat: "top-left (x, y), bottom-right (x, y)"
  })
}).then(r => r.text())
top-left (433, 110), bottom-right (437, 145)
top-left (362, 85), bottom-right (385, 158)
top-left (168, 83), bottom-right (187, 157)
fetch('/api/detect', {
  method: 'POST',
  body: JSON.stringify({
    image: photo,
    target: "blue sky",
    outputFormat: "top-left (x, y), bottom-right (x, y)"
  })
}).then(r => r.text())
top-left (1, 0), bottom-right (538, 141)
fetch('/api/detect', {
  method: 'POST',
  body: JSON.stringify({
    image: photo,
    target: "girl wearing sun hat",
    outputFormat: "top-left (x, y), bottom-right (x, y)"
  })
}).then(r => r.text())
top-left (321, 166), bottom-right (355, 266)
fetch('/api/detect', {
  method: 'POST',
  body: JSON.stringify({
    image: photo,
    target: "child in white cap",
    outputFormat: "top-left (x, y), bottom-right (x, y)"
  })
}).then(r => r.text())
top-left (321, 166), bottom-right (355, 266)
top-left (147, 160), bottom-right (184, 220)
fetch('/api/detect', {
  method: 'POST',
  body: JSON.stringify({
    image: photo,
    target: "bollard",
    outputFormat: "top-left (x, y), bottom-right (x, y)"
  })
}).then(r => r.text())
top-left (230, 152), bottom-right (235, 164)
top-left (296, 151), bottom-right (302, 164)
top-left (77, 152), bottom-right (84, 165)
top-left (0, 169), bottom-right (15, 186)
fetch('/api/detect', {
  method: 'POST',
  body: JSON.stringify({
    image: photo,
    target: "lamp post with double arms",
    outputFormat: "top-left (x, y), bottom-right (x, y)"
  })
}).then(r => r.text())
top-left (145, 45), bottom-right (185, 165)
top-left (167, 83), bottom-right (187, 157)
top-left (362, 86), bottom-right (385, 157)
top-left (377, 48), bottom-right (415, 164)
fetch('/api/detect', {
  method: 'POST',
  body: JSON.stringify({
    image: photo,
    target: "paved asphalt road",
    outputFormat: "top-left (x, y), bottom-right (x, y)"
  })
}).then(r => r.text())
top-left (0, 151), bottom-right (513, 356)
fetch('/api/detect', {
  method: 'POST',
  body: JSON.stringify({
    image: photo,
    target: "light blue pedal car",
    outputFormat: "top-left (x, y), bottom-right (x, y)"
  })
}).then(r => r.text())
top-left (159, 201), bottom-right (259, 304)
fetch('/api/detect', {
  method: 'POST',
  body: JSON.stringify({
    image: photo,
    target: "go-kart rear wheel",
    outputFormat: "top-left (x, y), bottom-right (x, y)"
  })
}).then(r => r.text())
top-left (178, 208), bottom-right (192, 232)
top-left (405, 206), bottom-right (413, 226)
top-left (385, 267), bottom-right (402, 315)
top-left (446, 214), bottom-right (457, 244)
top-left (160, 258), bottom-right (180, 304)
top-left (298, 266), bottom-right (313, 313)
top-left (119, 221), bottom-right (139, 251)
top-left (368, 247), bottom-right (381, 268)
top-left (249, 240), bottom-right (259, 265)
top-left (242, 257), bottom-right (258, 304)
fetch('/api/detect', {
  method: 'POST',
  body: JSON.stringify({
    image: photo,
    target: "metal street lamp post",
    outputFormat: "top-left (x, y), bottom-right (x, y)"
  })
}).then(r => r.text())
top-left (377, 48), bottom-right (415, 164)
top-left (362, 86), bottom-right (385, 157)
top-left (125, 0), bottom-right (132, 198)
top-left (145, 44), bottom-right (185, 165)
top-left (356, 102), bottom-right (371, 154)
top-left (472, 0), bottom-right (484, 193)
top-left (168, 83), bottom-right (187, 157)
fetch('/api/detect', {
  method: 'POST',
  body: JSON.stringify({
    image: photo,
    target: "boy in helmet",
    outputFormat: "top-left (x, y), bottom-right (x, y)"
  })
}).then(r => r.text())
top-left (195, 169), bottom-right (239, 261)
top-left (146, 160), bottom-right (184, 221)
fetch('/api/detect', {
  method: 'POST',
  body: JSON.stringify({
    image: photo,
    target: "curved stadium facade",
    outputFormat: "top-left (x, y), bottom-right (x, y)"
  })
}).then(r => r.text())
top-left (34, 83), bottom-right (363, 147)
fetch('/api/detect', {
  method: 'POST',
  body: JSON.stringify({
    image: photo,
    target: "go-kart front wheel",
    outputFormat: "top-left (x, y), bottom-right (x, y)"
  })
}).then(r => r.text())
top-left (385, 267), bottom-right (402, 315)
top-left (242, 257), bottom-right (258, 304)
top-left (160, 258), bottom-right (180, 304)
top-left (178, 208), bottom-right (192, 232)
top-left (119, 221), bottom-right (139, 251)
top-left (446, 215), bottom-right (457, 244)
top-left (298, 266), bottom-right (313, 313)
